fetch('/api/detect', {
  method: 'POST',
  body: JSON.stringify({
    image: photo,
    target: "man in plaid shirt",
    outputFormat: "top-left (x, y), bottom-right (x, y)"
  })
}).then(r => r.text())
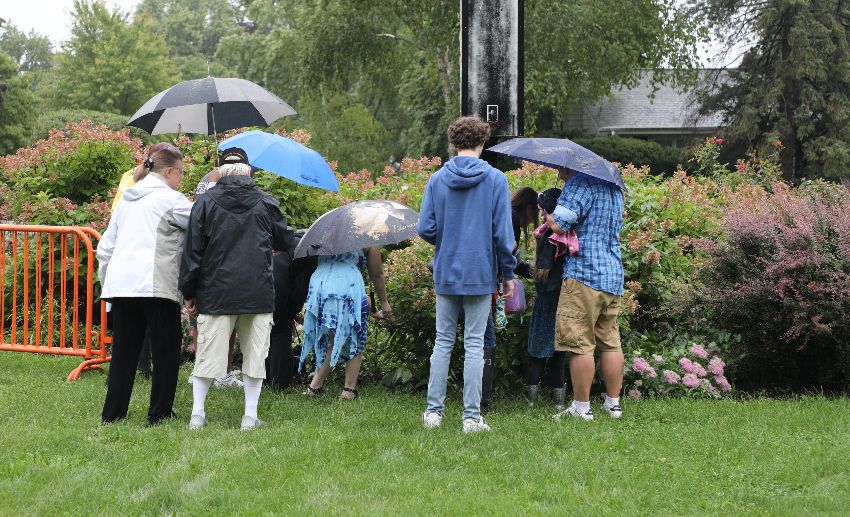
top-left (546, 169), bottom-right (625, 421)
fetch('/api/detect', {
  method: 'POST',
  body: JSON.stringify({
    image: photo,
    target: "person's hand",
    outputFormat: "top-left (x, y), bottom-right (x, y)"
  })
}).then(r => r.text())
top-left (502, 279), bottom-right (515, 299)
top-left (185, 298), bottom-right (198, 318)
top-left (379, 301), bottom-right (393, 321)
top-left (545, 212), bottom-right (565, 235)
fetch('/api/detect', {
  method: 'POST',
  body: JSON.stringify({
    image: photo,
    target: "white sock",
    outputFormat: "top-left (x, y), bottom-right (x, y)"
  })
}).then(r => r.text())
top-left (572, 400), bottom-right (591, 413)
top-left (605, 395), bottom-right (620, 408)
top-left (243, 375), bottom-right (263, 420)
top-left (191, 376), bottom-right (213, 418)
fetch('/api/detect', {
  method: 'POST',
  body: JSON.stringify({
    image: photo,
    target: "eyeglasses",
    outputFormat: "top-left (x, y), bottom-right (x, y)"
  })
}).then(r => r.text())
top-left (168, 166), bottom-right (184, 176)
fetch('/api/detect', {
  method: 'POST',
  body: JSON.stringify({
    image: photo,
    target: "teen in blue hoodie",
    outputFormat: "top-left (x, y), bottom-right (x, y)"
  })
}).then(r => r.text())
top-left (418, 116), bottom-right (516, 433)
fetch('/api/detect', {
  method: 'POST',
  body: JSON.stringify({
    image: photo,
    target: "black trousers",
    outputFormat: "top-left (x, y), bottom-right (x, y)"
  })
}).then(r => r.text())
top-left (265, 318), bottom-right (294, 390)
top-left (102, 298), bottom-right (182, 424)
top-left (527, 351), bottom-right (567, 387)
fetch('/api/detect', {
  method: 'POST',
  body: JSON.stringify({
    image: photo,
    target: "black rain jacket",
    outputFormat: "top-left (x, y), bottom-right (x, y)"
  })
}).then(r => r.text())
top-left (179, 175), bottom-right (295, 314)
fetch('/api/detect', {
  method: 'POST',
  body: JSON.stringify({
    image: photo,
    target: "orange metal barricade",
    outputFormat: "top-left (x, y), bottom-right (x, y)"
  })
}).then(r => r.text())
top-left (0, 224), bottom-right (111, 380)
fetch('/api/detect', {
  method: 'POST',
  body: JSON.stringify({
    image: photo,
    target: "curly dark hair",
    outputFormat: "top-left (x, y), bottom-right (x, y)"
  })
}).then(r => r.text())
top-left (447, 116), bottom-right (491, 151)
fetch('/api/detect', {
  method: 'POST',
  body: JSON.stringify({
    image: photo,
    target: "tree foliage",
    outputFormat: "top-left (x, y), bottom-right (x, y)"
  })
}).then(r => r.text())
top-left (53, 0), bottom-right (178, 116)
top-left (0, 52), bottom-right (37, 155)
top-left (0, 23), bottom-right (53, 72)
top-left (692, 0), bottom-right (850, 181)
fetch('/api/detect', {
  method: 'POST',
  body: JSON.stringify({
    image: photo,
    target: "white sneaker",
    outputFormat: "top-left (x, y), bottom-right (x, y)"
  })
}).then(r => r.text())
top-left (188, 413), bottom-right (206, 430)
top-left (553, 405), bottom-right (594, 421)
top-left (462, 417), bottom-right (491, 433)
top-left (214, 372), bottom-right (243, 389)
top-left (602, 399), bottom-right (623, 419)
top-left (422, 411), bottom-right (442, 429)
top-left (240, 415), bottom-right (267, 430)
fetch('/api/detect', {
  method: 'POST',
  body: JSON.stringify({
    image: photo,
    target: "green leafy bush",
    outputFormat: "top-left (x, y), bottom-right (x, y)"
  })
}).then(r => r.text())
top-left (574, 135), bottom-right (685, 175)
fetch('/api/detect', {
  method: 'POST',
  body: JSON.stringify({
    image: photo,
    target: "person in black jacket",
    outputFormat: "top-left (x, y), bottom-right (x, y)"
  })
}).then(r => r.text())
top-left (265, 230), bottom-right (317, 390)
top-left (179, 160), bottom-right (295, 431)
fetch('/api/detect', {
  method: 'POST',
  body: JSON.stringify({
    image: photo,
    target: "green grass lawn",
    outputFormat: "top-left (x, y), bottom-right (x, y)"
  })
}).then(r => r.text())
top-left (1, 353), bottom-right (848, 516)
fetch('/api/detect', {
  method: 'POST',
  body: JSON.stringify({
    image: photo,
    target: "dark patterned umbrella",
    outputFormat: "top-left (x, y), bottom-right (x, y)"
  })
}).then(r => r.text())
top-left (127, 77), bottom-right (296, 135)
top-left (294, 200), bottom-right (419, 258)
top-left (488, 137), bottom-right (626, 190)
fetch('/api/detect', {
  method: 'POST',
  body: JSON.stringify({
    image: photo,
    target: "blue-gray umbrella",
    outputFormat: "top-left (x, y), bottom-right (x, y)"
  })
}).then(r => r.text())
top-left (127, 77), bottom-right (296, 135)
top-left (294, 200), bottom-right (419, 258)
top-left (487, 137), bottom-right (626, 190)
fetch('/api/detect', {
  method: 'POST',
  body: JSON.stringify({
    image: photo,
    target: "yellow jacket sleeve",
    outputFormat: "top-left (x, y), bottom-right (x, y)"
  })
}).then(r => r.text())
top-left (111, 169), bottom-right (137, 212)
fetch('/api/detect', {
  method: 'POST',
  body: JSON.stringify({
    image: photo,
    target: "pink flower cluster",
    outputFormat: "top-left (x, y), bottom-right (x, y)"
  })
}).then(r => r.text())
top-left (632, 357), bottom-right (657, 378)
top-left (708, 356), bottom-right (725, 376)
top-left (662, 370), bottom-right (681, 385)
top-left (689, 343), bottom-right (709, 359)
top-left (682, 373), bottom-right (700, 388)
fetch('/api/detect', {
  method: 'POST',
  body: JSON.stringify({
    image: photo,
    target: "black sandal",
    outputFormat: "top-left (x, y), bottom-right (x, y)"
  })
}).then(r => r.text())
top-left (304, 385), bottom-right (325, 396)
top-left (341, 387), bottom-right (360, 400)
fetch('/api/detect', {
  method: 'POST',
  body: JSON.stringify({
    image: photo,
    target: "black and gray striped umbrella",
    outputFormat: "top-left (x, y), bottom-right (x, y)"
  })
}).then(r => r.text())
top-left (127, 77), bottom-right (297, 135)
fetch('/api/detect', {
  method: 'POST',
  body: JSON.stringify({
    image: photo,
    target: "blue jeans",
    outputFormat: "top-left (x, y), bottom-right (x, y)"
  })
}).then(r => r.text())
top-left (461, 306), bottom-right (496, 349)
top-left (426, 294), bottom-right (491, 420)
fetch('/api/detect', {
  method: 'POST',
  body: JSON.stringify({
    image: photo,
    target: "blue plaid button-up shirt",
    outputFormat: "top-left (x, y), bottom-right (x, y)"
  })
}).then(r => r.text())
top-left (552, 174), bottom-right (624, 296)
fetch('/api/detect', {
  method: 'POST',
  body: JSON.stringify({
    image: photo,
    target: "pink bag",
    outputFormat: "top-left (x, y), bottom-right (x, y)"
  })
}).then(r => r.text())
top-left (504, 279), bottom-right (527, 314)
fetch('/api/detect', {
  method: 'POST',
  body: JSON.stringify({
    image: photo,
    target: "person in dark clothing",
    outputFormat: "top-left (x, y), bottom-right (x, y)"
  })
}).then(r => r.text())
top-left (526, 188), bottom-right (569, 408)
top-left (180, 160), bottom-right (295, 430)
top-left (265, 230), bottom-right (317, 390)
top-left (478, 187), bottom-right (537, 414)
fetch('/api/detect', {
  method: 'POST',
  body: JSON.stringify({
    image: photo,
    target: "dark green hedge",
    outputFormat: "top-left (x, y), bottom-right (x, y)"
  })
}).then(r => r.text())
top-left (573, 135), bottom-right (687, 175)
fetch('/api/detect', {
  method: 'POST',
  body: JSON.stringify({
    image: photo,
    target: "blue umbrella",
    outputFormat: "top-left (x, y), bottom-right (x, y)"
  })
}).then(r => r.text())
top-left (487, 137), bottom-right (625, 191)
top-left (217, 130), bottom-right (339, 192)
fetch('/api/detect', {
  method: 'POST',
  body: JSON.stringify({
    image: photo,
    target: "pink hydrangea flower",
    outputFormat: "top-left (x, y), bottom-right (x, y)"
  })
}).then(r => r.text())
top-left (693, 362), bottom-right (707, 378)
top-left (652, 354), bottom-right (664, 362)
top-left (690, 343), bottom-right (709, 359)
top-left (678, 357), bottom-right (697, 374)
top-left (634, 380), bottom-right (643, 387)
top-left (662, 370), bottom-right (681, 385)
top-left (715, 375), bottom-right (732, 393)
top-left (708, 356), bottom-right (725, 376)
top-left (633, 357), bottom-right (651, 372)
top-left (632, 357), bottom-right (657, 378)
top-left (628, 389), bottom-right (642, 400)
top-left (682, 373), bottom-right (700, 388)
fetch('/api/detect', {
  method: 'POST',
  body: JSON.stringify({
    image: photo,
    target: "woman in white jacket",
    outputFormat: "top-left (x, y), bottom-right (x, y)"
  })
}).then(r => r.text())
top-left (97, 143), bottom-right (192, 425)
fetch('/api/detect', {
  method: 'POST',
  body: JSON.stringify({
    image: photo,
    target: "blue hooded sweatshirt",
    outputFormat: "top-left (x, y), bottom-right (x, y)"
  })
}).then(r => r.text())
top-left (417, 155), bottom-right (517, 296)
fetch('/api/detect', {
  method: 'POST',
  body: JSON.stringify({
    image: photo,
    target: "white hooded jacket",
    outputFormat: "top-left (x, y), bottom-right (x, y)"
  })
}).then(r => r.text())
top-left (97, 174), bottom-right (193, 304)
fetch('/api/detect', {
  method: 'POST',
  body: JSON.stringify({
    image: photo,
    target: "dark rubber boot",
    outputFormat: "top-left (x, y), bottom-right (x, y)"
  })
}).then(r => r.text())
top-left (481, 347), bottom-right (496, 414)
top-left (526, 384), bottom-right (540, 406)
top-left (552, 386), bottom-right (566, 410)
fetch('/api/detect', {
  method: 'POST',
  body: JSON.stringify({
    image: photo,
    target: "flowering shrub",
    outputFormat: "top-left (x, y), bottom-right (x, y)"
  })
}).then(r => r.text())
top-left (0, 120), bottom-right (142, 206)
top-left (366, 238), bottom-right (436, 388)
top-left (626, 341), bottom-right (733, 398)
top-left (698, 180), bottom-right (850, 390)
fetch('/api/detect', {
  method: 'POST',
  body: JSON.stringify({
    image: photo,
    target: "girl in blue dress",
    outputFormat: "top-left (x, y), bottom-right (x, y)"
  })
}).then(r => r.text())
top-left (300, 246), bottom-right (392, 399)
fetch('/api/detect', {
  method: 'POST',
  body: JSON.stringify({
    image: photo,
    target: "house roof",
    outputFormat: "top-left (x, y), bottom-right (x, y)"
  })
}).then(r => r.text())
top-left (574, 69), bottom-right (726, 133)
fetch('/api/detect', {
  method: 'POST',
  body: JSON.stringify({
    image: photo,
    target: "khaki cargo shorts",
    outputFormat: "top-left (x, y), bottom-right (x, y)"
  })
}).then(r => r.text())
top-left (192, 313), bottom-right (273, 379)
top-left (554, 278), bottom-right (622, 355)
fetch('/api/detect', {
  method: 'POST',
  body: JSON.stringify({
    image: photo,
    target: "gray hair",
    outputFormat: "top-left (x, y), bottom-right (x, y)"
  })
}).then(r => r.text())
top-left (218, 163), bottom-right (252, 177)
